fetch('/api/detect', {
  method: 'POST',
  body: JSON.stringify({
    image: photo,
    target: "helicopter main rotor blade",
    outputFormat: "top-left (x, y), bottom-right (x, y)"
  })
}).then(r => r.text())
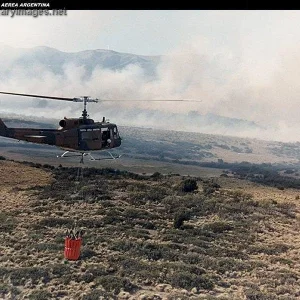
top-left (0, 91), bottom-right (201, 102)
top-left (98, 99), bottom-right (202, 102)
top-left (0, 91), bottom-right (75, 102)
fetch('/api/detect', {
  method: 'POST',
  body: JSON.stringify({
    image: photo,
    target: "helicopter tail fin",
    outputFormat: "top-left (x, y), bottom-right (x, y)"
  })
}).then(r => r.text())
top-left (0, 119), bottom-right (8, 137)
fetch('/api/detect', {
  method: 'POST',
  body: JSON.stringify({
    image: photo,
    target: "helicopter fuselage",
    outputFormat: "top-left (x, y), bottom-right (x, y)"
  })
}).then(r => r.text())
top-left (0, 117), bottom-right (122, 152)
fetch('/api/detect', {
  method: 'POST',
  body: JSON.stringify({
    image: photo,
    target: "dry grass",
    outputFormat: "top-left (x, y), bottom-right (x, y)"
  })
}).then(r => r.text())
top-left (1, 161), bottom-right (300, 299)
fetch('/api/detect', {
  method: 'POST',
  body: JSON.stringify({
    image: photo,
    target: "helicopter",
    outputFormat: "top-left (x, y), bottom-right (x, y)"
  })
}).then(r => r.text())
top-left (0, 91), bottom-right (201, 163)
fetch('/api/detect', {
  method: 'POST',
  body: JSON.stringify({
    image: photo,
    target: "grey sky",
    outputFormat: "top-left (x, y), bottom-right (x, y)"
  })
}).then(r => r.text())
top-left (1, 10), bottom-right (299, 82)
top-left (0, 10), bottom-right (299, 81)
top-left (0, 10), bottom-right (297, 56)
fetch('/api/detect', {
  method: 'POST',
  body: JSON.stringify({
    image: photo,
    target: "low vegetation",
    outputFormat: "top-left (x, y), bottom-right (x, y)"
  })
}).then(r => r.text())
top-left (1, 161), bottom-right (300, 299)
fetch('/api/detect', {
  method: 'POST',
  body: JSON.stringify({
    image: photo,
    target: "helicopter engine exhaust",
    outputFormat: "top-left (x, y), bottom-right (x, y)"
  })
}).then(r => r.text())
top-left (59, 119), bottom-right (67, 128)
top-left (59, 118), bottom-right (95, 130)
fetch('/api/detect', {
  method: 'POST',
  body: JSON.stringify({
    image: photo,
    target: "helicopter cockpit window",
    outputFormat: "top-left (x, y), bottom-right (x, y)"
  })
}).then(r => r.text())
top-left (80, 128), bottom-right (100, 140)
top-left (113, 127), bottom-right (119, 139)
top-left (101, 128), bottom-right (110, 139)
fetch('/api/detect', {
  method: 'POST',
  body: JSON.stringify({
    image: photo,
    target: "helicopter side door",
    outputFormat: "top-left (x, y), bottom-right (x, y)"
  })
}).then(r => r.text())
top-left (101, 127), bottom-right (111, 148)
top-left (78, 128), bottom-right (102, 151)
top-left (56, 128), bottom-right (79, 150)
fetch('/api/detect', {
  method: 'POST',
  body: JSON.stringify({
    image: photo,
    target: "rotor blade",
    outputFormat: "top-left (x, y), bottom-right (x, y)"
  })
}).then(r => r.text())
top-left (0, 91), bottom-right (201, 102)
top-left (98, 99), bottom-right (202, 102)
top-left (0, 91), bottom-right (74, 102)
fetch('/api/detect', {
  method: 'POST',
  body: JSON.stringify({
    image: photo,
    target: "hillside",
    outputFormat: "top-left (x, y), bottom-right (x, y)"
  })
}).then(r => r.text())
top-left (1, 160), bottom-right (300, 299)
top-left (0, 45), bottom-right (160, 78)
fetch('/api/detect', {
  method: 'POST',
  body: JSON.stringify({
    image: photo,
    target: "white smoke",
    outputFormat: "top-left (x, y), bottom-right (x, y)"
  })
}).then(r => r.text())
top-left (0, 41), bottom-right (300, 142)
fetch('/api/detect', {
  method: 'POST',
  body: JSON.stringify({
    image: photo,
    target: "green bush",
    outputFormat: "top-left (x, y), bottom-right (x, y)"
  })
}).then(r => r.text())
top-left (180, 179), bottom-right (198, 193)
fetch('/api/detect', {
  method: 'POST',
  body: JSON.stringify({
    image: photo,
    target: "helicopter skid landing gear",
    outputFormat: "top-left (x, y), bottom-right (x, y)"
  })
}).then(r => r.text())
top-left (88, 151), bottom-right (122, 161)
top-left (57, 151), bottom-right (89, 164)
top-left (57, 151), bottom-right (122, 163)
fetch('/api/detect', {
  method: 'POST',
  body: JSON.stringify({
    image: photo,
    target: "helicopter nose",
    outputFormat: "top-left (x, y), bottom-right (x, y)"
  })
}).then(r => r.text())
top-left (115, 138), bottom-right (122, 147)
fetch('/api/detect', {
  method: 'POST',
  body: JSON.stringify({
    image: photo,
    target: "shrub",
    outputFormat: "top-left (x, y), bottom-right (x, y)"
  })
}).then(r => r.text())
top-left (170, 272), bottom-right (214, 290)
top-left (35, 243), bottom-right (62, 252)
top-left (96, 275), bottom-right (138, 294)
top-left (173, 211), bottom-right (190, 229)
top-left (81, 248), bottom-right (97, 259)
top-left (203, 221), bottom-right (233, 233)
top-left (134, 243), bottom-right (164, 261)
top-left (203, 186), bottom-right (216, 196)
top-left (244, 288), bottom-right (274, 300)
top-left (0, 284), bottom-right (9, 295)
top-left (0, 213), bottom-right (17, 232)
top-left (248, 243), bottom-right (289, 255)
top-left (29, 290), bottom-right (52, 300)
top-left (180, 179), bottom-right (198, 193)
top-left (82, 290), bottom-right (114, 300)
top-left (51, 264), bottom-right (71, 277)
top-left (0, 285), bottom-right (20, 298)
top-left (202, 182), bottom-right (220, 196)
top-left (150, 172), bottom-right (163, 180)
top-left (229, 190), bottom-right (253, 201)
top-left (37, 217), bottom-right (73, 228)
top-left (10, 267), bottom-right (50, 285)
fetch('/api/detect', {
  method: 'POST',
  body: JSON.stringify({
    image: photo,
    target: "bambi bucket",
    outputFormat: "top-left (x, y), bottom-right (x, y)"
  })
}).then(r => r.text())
top-left (64, 237), bottom-right (82, 260)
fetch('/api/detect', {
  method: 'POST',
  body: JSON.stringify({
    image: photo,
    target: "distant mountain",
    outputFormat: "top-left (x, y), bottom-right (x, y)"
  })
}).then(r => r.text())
top-left (0, 45), bottom-right (160, 78)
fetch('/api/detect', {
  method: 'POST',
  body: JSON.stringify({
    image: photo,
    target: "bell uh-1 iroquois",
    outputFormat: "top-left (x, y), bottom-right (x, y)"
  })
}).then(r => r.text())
top-left (0, 91), bottom-right (201, 163)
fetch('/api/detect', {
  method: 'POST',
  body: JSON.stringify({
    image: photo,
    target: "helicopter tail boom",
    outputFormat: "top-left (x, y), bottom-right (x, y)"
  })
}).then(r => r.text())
top-left (0, 119), bottom-right (8, 137)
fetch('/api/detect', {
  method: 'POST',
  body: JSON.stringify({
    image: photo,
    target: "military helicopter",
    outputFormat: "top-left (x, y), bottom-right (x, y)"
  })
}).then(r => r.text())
top-left (0, 91), bottom-right (201, 163)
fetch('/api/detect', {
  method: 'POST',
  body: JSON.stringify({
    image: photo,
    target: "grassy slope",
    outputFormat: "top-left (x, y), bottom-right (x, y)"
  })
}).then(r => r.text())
top-left (1, 160), bottom-right (300, 300)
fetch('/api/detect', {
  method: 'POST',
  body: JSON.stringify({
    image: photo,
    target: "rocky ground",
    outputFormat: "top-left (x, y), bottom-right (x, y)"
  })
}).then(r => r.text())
top-left (1, 160), bottom-right (300, 299)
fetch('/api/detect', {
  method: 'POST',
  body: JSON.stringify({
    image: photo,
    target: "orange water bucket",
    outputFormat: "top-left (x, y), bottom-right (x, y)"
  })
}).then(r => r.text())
top-left (64, 237), bottom-right (82, 260)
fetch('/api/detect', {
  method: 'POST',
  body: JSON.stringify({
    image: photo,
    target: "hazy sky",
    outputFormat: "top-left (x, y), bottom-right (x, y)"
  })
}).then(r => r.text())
top-left (0, 10), bottom-right (298, 55)
top-left (0, 10), bottom-right (299, 82)
top-left (2, 10), bottom-right (300, 141)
